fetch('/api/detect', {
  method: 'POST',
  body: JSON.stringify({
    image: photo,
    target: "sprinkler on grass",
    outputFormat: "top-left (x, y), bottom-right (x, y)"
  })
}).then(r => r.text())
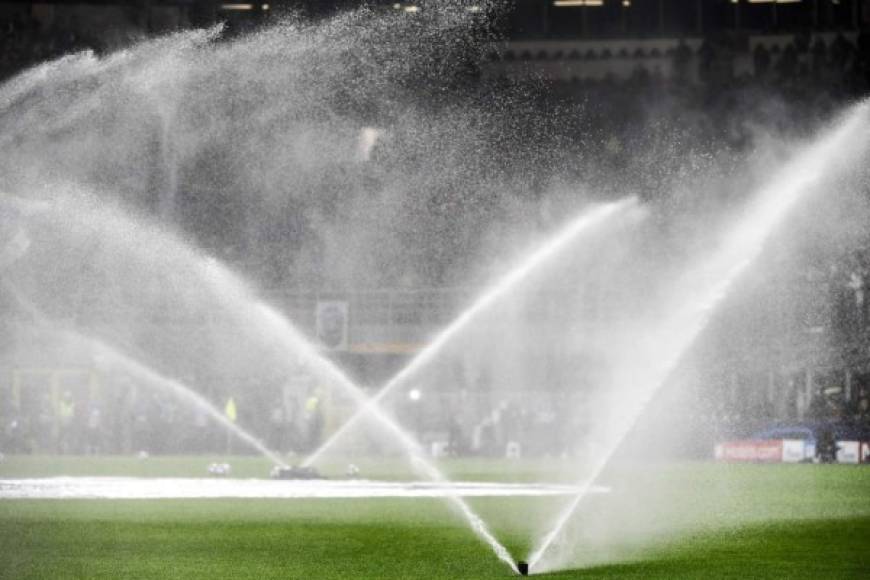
top-left (207, 462), bottom-right (232, 477)
top-left (270, 465), bottom-right (323, 480)
top-left (517, 561), bottom-right (529, 576)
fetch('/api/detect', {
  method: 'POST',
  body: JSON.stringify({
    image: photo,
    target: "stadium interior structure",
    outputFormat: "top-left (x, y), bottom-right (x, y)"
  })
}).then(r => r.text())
top-left (1, 0), bottom-right (870, 463)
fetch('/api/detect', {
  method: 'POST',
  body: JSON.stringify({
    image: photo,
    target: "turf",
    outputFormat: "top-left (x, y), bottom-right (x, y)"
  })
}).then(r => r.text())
top-left (0, 458), bottom-right (869, 579)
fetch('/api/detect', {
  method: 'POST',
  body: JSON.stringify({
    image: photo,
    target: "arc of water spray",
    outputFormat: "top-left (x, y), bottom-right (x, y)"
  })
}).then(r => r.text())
top-left (81, 332), bottom-right (290, 469)
top-left (235, 298), bottom-right (520, 572)
top-left (188, 251), bottom-right (522, 571)
top-left (0, 279), bottom-right (289, 468)
top-left (0, 28), bottom-right (221, 151)
top-left (7, 194), bottom-right (518, 571)
top-left (527, 101), bottom-right (870, 573)
top-left (206, 200), bottom-right (637, 573)
top-left (303, 197), bottom-right (640, 469)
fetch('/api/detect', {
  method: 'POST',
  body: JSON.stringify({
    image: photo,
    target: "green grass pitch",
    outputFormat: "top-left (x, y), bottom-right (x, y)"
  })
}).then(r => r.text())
top-left (0, 457), bottom-right (868, 579)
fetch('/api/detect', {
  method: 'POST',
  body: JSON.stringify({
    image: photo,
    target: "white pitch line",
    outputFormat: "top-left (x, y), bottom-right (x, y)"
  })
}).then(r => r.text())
top-left (0, 477), bottom-right (611, 500)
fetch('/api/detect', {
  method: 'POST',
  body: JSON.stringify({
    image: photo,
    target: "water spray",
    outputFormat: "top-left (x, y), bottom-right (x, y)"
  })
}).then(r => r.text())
top-left (527, 101), bottom-right (870, 574)
top-left (8, 194), bottom-right (517, 571)
top-left (244, 298), bottom-right (519, 573)
top-left (303, 197), bottom-right (641, 469)
top-left (0, 277), bottom-right (289, 468)
top-left (180, 234), bottom-right (516, 571)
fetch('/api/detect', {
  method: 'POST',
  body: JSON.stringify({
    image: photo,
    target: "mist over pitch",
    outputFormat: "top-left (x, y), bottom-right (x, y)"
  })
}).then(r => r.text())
top-left (2, 2), bottom-right (870, 575)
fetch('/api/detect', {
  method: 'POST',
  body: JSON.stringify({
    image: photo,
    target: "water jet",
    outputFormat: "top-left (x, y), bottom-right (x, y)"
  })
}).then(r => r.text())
top-left (527, 100), bottom-right (870, 574)
top-left (303, 197), bottom-right (642, 468)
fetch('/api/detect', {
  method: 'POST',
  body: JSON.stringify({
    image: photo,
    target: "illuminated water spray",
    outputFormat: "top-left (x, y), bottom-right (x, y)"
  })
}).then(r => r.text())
top-left (1, 278), bottom-right (289, 468)
top-left (7, 195), bottom-right (518, 573)
top-left (303, 197), bottom-right (641, 469)
top-left (528, 101), bottom-right (870, 574)
top-left (208, 281), bottom-right (520, 572)
top-left (83, 333), bottom-right (290, 468)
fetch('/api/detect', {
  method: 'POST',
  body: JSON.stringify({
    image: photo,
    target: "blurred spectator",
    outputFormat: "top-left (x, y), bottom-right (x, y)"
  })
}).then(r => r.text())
top-left (304, 390), bottom-right (323, 452)
top-left (854, 387), bottom-right (870, 423)
top-left (57, 390), bottom-right (76, 454)
top-left (3, 415), bottom-right (23, 453)
top-left (85, 404), bottom-right (102, 454)
top-left (753, 44), bottom-right (771, 77)
top-left (268, 398), bottom-right (287, 452)
top-left (673, 39), bottom-right (692, 82)
top-left (816, 430), bottom-right (838, 463)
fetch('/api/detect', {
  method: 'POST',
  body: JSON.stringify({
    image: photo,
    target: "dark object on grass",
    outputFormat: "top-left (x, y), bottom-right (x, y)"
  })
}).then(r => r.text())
top-left (270, 465), bottom-right (323, 480)
top-left (816, 430), bottom-right (838, 463)
top-left (517, 561), bottom-right (529, 575)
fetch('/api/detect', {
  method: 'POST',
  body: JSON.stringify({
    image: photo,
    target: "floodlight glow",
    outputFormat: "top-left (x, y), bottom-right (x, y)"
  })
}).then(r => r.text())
top-left (408, 389), bottom-right (422, 402)
top-left (220, 3), bottom-right (254, 10)
top-left (553, 0), bottom-right (604, 6)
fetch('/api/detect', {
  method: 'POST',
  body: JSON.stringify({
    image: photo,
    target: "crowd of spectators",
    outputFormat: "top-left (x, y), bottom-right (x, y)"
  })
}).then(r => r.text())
top-left (0, 379), bottom-right (327, 456)
top-left (2, 386), bottom-right (214, 455)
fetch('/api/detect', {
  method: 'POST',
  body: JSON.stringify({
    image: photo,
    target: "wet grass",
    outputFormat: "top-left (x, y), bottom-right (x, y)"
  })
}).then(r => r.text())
top-left (544, 517), bottom-right (870, 579)
top-left (0, 458), bottom-right (868, 578)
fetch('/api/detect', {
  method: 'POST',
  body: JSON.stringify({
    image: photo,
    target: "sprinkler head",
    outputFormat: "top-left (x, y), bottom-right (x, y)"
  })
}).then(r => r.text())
top-left (517, 561), bottom-right (529, 576)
